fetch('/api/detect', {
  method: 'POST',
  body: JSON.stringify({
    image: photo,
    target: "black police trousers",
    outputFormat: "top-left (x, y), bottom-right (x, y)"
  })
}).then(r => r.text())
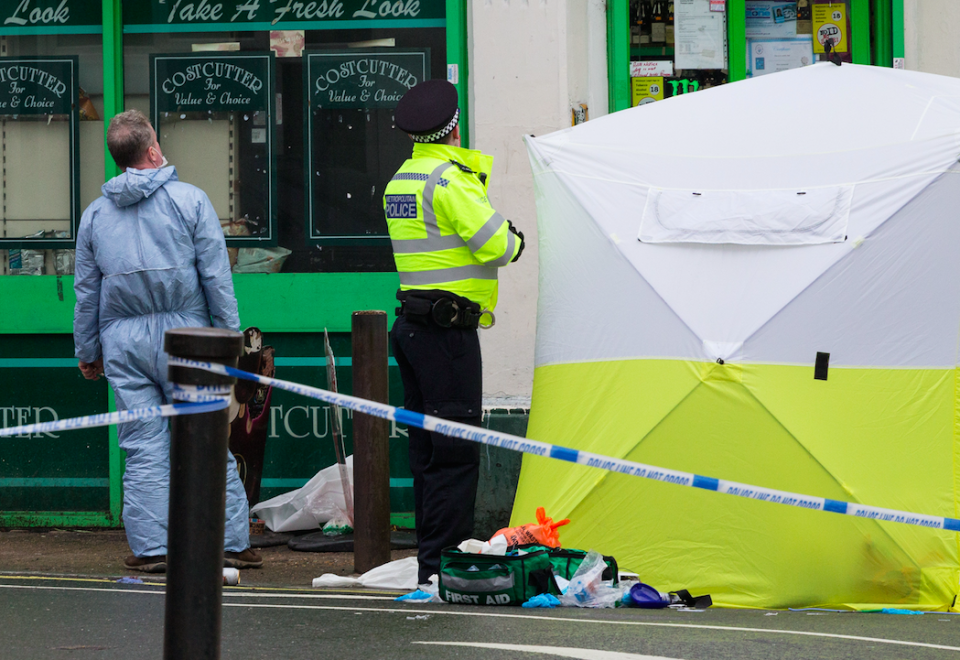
top-left (390, 313), bottom-right (483, 584)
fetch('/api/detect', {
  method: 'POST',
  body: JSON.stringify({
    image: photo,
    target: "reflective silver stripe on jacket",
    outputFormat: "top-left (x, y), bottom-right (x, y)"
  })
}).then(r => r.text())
top-left (422, 162), bottom-right (455, 239)
top-left (391, 234), bottom-right (466, 254)
top-left (467, 211), bottom-right (507, 252)
top-left (399, 264), bottom-right (498, 285)
top-left (390, 162), bottom-right (466, 254)
top-left (488, 230), bottom-right (517, 267)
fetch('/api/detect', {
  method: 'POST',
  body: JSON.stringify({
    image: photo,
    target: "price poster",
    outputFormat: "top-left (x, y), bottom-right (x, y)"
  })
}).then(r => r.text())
top-left (812, 3), bottom-right (847, 53)
top-left (632, 77), bottom-right (665, 106)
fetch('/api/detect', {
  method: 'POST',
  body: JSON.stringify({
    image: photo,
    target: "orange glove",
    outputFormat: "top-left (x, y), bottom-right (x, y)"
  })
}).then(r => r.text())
top-left (492, 507), bottom-right (570, 548)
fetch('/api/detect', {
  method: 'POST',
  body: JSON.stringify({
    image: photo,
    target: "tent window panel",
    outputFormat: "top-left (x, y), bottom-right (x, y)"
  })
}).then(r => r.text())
top-left (639, 185), bottom-right (853, 245)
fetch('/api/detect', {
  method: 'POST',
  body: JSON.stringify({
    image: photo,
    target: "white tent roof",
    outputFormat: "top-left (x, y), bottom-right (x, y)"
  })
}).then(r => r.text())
top-left (527, 63), bottom-right (960, 365)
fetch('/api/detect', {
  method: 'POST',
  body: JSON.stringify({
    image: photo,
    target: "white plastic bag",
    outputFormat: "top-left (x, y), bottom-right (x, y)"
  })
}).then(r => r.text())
top-left (456, 534), bottom-right (508, 556)
top-left (312, 574), bottom-right (359, 588)
top-left (358, 557), bottom-right (420, 590)
top-left (251, 456), bottom-right (353, 532)
top-left (557, 550), bottom-right (625, 608)
top-left (312, 557), bottom-right (420, 591)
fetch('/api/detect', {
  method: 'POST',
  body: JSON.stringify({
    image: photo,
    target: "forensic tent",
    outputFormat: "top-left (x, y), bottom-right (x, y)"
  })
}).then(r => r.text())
top-left (516, 62), bottom-right (960, 610)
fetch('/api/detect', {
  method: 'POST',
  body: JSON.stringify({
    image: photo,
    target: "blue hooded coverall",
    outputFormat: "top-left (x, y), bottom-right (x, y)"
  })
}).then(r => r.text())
top-left (73, 166), bottom-right (249, 558)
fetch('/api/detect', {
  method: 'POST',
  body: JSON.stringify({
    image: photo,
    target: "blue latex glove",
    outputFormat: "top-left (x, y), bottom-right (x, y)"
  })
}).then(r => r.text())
top-left (522, 593), bottom-right (561, 608)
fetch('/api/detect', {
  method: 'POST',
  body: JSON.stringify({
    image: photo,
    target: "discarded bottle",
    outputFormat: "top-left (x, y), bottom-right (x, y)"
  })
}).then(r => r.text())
top-left (223, 568), bottom-right (240, 586)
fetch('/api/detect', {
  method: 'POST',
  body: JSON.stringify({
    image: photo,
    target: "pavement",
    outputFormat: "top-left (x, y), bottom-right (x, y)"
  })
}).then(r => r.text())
top-left (2, 529), bottom-right (960, 659)
top-left (0, 527), bottom-right (411, 588)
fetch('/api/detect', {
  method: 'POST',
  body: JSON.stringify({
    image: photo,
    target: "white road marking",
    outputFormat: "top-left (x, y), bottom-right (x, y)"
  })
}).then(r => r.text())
top-left (1, 582), bottom-right (957, 653)
top-left (415, 642), bottom-right (679, 659)
top-left (0, 583), bottom-right (394, 600)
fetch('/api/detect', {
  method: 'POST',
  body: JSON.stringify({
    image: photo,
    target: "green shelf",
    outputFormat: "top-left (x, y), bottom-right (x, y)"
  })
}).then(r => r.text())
top-left (631, 46), bottom-right (675, 57)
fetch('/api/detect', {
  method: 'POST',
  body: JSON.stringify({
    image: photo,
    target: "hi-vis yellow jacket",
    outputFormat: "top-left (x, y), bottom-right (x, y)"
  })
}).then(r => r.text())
top-left (384, 142), bottom-right (520, 312)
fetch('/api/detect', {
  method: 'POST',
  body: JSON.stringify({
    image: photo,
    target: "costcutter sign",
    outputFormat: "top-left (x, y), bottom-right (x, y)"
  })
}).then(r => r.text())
top-left (0, 57), bottom-right (74, 114)
top-left (151, 52), bottom-right (273, 114)
top-left (306, 49), bottom-right (428, 109)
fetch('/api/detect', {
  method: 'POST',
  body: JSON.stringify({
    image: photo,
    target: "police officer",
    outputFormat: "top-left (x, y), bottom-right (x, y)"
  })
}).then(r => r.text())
top-left (385, 80), bottom-right (524, 585)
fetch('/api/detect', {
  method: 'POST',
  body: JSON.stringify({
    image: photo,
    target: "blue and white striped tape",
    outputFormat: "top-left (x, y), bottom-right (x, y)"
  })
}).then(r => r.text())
top-left (3, 356), bottom-right (959, 535)
top-left (166, 357), bottom-right (960, 534)
top-left (0, 384), bottom-right (231, 438)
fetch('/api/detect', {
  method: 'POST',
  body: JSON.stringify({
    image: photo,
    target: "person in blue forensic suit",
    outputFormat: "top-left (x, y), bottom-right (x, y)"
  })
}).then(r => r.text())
top-left (73, 109), bottom-right (261, 573)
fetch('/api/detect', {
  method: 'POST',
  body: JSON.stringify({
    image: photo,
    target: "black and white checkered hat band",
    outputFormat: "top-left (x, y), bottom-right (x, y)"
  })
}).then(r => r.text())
top-left (411, 108), bottom-right (460, 143)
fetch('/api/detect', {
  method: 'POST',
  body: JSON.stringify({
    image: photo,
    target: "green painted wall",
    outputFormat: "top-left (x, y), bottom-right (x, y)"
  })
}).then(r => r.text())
top-left (0, 273), bottom-right (400, 335)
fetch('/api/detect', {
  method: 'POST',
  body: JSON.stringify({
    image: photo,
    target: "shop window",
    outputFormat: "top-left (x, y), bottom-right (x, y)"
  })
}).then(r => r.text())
top-left (629, 1), bottom-right (729, 107)
top-left (305, 47), bottom-right (430, 243)
top-left (627, 1), bottom-right (864, 108)
top-left (746, 1), bottom-right (853, 77)
top-left (285, 28), bottom-right (446, 273)
top-left (0, 34), bottom-right (104, 276)
top-left (123, 19), bottom-right (446, 274)
top-left (150, 51), bottom-right (278, 247)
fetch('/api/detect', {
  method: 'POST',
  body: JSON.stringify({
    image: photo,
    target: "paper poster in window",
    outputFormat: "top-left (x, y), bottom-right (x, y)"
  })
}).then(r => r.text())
top-left (676, 0), bottom-right (727, 70)
top-left (632, 77), bottom-right (665, 106)
top-left (746, 1), bottom-right (799, 39)
top-left (812, 3), bottom-right (847, 53)
top-left (748, 38), bottom-right (814, 77)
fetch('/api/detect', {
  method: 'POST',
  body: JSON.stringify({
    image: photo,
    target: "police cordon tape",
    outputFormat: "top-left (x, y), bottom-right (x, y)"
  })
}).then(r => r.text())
top-left (163, 357), bottom-right (960, 534)
top-left (0, 384), bottom-right (232, 438)
top-left (3, 358), bottom-right (960, 534)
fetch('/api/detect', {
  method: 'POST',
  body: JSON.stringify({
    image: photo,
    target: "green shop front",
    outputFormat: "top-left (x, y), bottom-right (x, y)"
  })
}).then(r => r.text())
top-left (607, 0), bottom-right (905, 111)
top-left (0, 0), bottom-right (474, 530)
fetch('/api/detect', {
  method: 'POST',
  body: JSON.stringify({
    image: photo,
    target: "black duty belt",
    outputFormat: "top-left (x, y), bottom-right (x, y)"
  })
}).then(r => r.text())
top-left (396, 292), bottom-right (482, 330)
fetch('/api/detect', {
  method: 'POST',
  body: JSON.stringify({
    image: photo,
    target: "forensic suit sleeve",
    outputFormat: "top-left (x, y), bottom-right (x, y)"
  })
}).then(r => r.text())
top-left (73, 206), bottom-right (103, 363)
top-left (442, 171), bottom-right (521, 267)
top-left (193, 191), bottom-right (240, 332)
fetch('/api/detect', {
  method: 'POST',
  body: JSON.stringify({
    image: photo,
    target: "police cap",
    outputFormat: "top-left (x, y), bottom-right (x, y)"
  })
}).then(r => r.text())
top-left (395, 79), bottom-right (460, 143)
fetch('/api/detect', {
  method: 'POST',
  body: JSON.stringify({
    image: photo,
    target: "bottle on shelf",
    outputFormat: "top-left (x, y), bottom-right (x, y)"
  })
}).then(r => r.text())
top-left (630, 0), bottom-right (641, 45)
top-left (636, 0), bottom-right (651, 45)
top-left (796, 0), bottom-right (813, 35)
top-left (650, 0), bottom-right (666, 44)
top-left (666, 1), bottom-right (675, 45)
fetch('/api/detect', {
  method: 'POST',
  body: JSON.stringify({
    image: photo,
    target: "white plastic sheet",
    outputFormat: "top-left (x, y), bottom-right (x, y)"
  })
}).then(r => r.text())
top-left (251, 456), bottom-right (353, 533)
top-left (526, 63), bottom-right (960, 366)
top-left (312, 557), bottom-right (421, 591)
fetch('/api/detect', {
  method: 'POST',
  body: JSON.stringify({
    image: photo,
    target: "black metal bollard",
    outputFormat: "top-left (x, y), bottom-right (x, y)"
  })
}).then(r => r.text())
top-left (351, 311), bottom-right (391, 573)
top-left (163, 327), bottom-right (244, 660)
